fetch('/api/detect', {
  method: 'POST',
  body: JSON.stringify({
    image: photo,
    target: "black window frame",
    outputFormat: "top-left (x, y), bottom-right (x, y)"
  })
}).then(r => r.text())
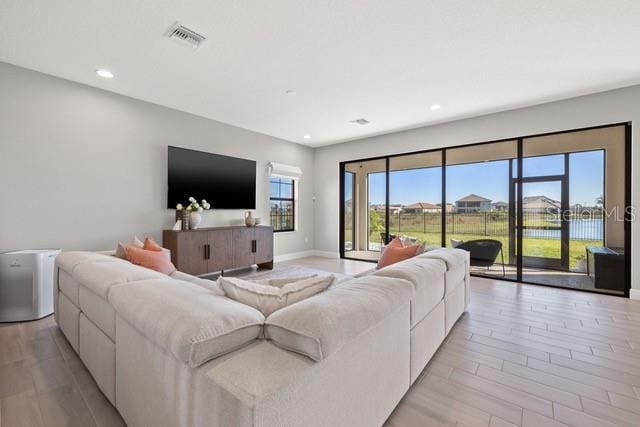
top-left (338, 122), bottom-right (632, 298)
top-left (269, 177), bottom-right (296, 232)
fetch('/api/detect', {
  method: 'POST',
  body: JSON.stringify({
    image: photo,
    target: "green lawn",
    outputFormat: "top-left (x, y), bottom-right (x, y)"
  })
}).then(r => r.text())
top-left (365, 230), bottom-right (599, 270)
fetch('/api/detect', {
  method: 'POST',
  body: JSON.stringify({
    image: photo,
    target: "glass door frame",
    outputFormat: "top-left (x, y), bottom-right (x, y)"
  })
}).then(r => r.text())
top-left (338, 123), bottom-right (632, 297)
top-left (512, 150), bottom-right (570, 275)
top-left (343, 171), bottom-right (356, 252)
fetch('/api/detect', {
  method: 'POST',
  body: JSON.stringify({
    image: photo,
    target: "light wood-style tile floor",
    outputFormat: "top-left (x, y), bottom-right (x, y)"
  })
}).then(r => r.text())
top-left (385, 276), bottom-right (640, 427)
top-left (1, 258), bottom-right (639, 426)
top-left (0, 315), bottom-right (125, 427)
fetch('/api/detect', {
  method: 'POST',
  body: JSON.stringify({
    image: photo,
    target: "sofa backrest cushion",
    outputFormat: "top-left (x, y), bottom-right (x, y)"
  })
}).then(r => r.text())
top-left (373, 257), bottom-right (446, 327)
top-left (109, 278), bottom-right (265, 368)
top-left (264, 275), bottom-right (413, 361)
top-left (417, 248), bottom-right (469, 270)
top-left (56, 251), bottom-right (166, 300)
top-left (170, 270), bottom-right (225, 296)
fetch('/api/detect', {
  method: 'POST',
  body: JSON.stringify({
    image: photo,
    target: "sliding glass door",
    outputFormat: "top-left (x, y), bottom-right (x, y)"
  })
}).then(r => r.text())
top-left (342, 158), bottom-right (386, 261)
top-left (388, 152), bottom-right (442, 247)
top-left (445, 141), bottom-right (516, 279)
top-left (340, 124), bottom-right (630, 296)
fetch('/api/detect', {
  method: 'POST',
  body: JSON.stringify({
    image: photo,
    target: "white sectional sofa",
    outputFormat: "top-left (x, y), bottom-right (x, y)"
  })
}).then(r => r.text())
top-left (54, 248), bottom-right (469, 427)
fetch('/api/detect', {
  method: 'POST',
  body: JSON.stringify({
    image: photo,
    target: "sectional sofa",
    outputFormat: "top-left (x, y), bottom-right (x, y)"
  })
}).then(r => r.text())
top-left (54, 248), bottom-right (469, 427)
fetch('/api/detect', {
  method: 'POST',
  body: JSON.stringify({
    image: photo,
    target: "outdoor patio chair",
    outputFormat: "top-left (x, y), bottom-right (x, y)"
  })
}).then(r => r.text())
top-left (455, 239), bottom-right (506, 276)
top-left (380, 232), bottom-right (397, 246)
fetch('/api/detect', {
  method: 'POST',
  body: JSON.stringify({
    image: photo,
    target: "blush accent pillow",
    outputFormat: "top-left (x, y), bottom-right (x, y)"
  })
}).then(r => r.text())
top-left (143, 237), bottom-right (164, 252)
top-left (377, 244), bottom-right (420, 269)
top-left (125, 246), bottom-right (176, 275)
top-left (218, 275), bottom-right (335, 316)
top-left (115, 236), bottom-right (144, 259)
top-left (380, 236), bottom-right (403, 257)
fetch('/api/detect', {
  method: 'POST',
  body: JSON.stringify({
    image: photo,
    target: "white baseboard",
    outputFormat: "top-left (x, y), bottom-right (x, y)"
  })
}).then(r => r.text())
top-left (273, 250), bottom-right (340, 262)
top-left (630, 289), bottom-right (640, 300)
top-left (273, 250), bottom-right (316, 262)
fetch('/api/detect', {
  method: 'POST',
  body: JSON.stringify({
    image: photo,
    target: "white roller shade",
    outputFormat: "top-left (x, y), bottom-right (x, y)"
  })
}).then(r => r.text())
top-left (268, 162), bottom-right (302, 179)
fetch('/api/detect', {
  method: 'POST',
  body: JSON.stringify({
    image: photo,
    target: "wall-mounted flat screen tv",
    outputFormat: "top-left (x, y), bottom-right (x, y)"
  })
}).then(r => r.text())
top-left (167, 146), bottom-right (256, 209)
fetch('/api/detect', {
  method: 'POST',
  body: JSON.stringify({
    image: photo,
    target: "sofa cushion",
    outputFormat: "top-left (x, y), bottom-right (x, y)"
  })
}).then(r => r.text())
top-left (109, 278), bottom-right (265, 368)
top-left (71, 258), bottom-right (166, 300)
top-left (373, 257), bottom-right (446, 327)
top-left (418, 248), bottom-right (469, 294)
top-left (79, 285), bottom-right (116, 339)
top-left (219, 275), bottom-right (334, 317)
top-left (170, 270), bottom-right (225, 296)
top-left (264, 275), bottom-right (413, 361)
top-left (56, 251), bottom-right (126, 274)
top-left (444, 264), bottom-right (466, 294)
top-left (58, 269), bottom-right (81, 307)
top-left (418, 247), bottom-right (468, 270)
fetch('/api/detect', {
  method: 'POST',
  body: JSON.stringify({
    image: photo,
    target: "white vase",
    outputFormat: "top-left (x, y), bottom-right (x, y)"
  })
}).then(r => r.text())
top-left (244, 211), bottom-right (255, 227)
top-left (189, 212), bottom-right (202, 229)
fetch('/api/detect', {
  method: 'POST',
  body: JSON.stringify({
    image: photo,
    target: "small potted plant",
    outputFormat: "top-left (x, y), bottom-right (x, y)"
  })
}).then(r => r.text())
top-left (176, 197), bottom-right (211, 229)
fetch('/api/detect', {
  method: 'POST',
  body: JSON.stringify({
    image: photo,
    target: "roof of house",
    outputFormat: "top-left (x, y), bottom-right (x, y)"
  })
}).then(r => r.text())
top-left (404, 202), bottom-right (440, 210)
top-left (523, 197), bottom-right (560, 209)
top-left (456, 194), bottom-right (491, 203)
top-left (493, 201), bottom-right (508, 206)
top-left (523, 195), bottom-right (559, 204)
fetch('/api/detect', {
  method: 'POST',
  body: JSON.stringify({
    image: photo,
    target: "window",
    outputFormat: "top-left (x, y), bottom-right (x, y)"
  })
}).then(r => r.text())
top-left (270, 177), bottom-right (295, 232)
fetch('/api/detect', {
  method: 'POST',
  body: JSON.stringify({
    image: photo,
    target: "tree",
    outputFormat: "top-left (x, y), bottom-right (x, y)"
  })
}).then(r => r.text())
top-left (369, 209), bottom-right (383, 235)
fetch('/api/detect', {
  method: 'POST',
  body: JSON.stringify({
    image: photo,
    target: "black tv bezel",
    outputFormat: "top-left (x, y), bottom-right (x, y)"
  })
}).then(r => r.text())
top-left (167, 145), bottom-right (257, 210)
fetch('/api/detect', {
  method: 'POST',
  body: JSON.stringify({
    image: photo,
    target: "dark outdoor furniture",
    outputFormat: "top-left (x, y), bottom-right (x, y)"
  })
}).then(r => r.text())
top-left (585, 246), bottom-right (625, 292)
top-left (456, 239), bottom-right (505, 276)
top-left (380, 233), bottom-right (397, 246)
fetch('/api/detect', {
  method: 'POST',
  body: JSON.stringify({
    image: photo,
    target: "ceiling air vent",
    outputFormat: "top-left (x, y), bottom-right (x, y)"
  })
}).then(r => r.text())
top-left (166, 22), bottom-right (206, 48)
top-left (350, 118), bottom-right (370, 125)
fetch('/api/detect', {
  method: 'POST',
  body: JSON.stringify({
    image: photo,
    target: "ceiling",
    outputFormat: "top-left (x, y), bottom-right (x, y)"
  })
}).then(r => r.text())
top-left (1, 1), bottom-right (640, 147)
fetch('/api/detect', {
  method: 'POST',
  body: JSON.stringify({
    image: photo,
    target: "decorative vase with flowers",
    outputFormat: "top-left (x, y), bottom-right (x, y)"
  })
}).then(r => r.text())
top-left (176, 197), bottom-right (211, 230)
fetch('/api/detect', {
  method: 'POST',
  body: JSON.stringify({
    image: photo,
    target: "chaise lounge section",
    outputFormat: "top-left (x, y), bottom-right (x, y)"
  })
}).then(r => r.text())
top-left (54, 248), bottom-right (469, 427)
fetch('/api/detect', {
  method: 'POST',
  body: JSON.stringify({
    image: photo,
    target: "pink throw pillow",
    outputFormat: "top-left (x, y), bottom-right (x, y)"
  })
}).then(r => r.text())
top-left (377, 244), bottom-right (419, 269)
top-left (387, 237), bottom-right (403, 248)
top-left (143, 237), bottom-right (163, 252)
top-left (125, 246), bottom-right (176, 275)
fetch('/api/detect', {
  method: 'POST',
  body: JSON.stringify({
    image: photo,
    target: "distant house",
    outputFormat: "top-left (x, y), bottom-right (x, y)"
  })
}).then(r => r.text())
top-left (522, 195), bottom-right (560, 213)
top-left (372, 204), bottom-right (402, 214)
top-left (492, 201), bottom-right (509, 211)
top-left (455, 194), bottom-right (492, 213)
top-left (437, 203), bottom-right (456, 213)
top-left (403, 202), bottom-right (441, 213)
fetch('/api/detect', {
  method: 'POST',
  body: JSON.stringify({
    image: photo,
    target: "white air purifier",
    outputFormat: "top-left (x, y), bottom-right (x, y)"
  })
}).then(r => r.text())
top-left (0, 249), bottom-right (60, 322)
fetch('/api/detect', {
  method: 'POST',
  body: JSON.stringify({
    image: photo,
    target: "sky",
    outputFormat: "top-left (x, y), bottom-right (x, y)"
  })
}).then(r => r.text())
top-left (360, 150), bottom-right (604, 206)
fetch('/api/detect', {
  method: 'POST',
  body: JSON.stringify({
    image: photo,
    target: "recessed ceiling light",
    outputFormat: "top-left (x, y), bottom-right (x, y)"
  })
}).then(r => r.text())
top-left (303, 135), bottom-right (311, 139)
top-left (430, 104), bottom-right (441, 111)
top-left (285, 90), bottom-right (297, 96)
top-left (96, 69), bottom-right (114, 79)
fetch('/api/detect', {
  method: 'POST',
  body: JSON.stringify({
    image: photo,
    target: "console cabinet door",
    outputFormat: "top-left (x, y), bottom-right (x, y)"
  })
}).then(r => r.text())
top-left (232, 228), bottom-right (255, 268)
top-left (254, 227), bottom-right (273, 265)
top-left (176, 232), bottom-right (208, 275)
top-left (207, 229), bottom-right (233, 272)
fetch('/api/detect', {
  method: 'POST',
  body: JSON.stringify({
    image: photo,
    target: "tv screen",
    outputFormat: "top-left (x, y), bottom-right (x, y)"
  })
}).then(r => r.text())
top-left (167, 146), bottom-right (256, 209)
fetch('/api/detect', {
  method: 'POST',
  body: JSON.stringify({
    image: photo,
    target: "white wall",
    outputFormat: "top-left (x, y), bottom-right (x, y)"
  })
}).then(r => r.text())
top-left (0, 62), bottom-right (315, 256)
top-left (314, 86), bottom-right (639, 291)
